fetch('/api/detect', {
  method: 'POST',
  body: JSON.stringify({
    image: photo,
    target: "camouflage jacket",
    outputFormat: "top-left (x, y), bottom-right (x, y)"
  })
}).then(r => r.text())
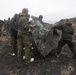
top-left (18, 13), bottom-right (29, 34)
top-left (54, 22), bottom-right (74, 40)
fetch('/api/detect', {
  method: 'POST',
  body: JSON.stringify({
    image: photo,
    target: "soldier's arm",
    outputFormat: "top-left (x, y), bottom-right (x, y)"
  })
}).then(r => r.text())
top-left (51, 24), bottom-right (63, 36)
top-left (53, 24), bottom-right (63, 30)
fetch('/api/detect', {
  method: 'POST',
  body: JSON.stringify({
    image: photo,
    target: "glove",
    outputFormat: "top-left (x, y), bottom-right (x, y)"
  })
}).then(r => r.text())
top-left (53, 29), bottom-right (59, 36)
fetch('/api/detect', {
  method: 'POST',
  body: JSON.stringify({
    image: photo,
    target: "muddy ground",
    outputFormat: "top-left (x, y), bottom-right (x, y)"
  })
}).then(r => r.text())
top-left (0, 36), bottom-right (76, 75)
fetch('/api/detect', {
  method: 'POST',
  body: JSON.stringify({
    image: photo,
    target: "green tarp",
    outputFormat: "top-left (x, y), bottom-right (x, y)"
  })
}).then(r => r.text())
top-left (31, 16), bottom-right (60, 57)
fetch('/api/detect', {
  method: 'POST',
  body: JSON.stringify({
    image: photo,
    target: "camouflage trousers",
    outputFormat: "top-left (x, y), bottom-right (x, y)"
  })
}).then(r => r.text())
top-left (57, 39), bottom-right (76, 56)
top-left (10, 36), bottom-right (17, 55)
top-left (17, 33), bottom-right (31, 62)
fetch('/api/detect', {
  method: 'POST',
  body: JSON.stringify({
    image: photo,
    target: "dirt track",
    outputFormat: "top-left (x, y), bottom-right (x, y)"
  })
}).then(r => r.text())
top-left (0, 36), bottom-right (76, 75)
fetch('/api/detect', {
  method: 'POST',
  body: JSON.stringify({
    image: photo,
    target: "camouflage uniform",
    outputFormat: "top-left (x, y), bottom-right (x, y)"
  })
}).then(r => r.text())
top-left (54, 19), bottom-right (76, 58)
top-left (17, 13), bottom-right (31, 62)
top-left (10, 14), bottom-right (18, 55)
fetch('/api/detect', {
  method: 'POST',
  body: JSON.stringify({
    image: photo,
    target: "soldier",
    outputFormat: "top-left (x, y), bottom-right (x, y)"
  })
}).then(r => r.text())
top-left (6, 17), bottom-right (11, 35)
top-left (38, 15), bottom-right (44, 24)
top-left (53, 19), bottom-right (76, 59)
top-left (0, 20), bottom-right (4, 36)
top-left (17, 8), bottom-right (33, 63)
top-left (10, 14), bottom-right (18, 56)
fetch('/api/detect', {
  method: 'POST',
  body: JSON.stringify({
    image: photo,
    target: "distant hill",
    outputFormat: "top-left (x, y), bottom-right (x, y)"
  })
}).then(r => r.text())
top-left (69, 17), bottom-right (76, 23)
top-left (44, 22), bottom-right (53, 30)
top-left (56, 17), bottom-right (76, 24)
top-left (44, 17), bottom-right (76, 30)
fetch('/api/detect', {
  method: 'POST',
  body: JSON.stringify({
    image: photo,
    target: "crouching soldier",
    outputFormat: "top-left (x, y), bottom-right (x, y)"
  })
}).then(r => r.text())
top-left (53, 19), bottom-right (76, 59)
top-left (17, 8), bottom-right (33, 63)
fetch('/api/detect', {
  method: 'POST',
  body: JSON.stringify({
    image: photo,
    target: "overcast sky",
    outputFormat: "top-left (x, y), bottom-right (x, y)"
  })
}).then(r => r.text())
top-left (0, 0), bottom-right (76, 23)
